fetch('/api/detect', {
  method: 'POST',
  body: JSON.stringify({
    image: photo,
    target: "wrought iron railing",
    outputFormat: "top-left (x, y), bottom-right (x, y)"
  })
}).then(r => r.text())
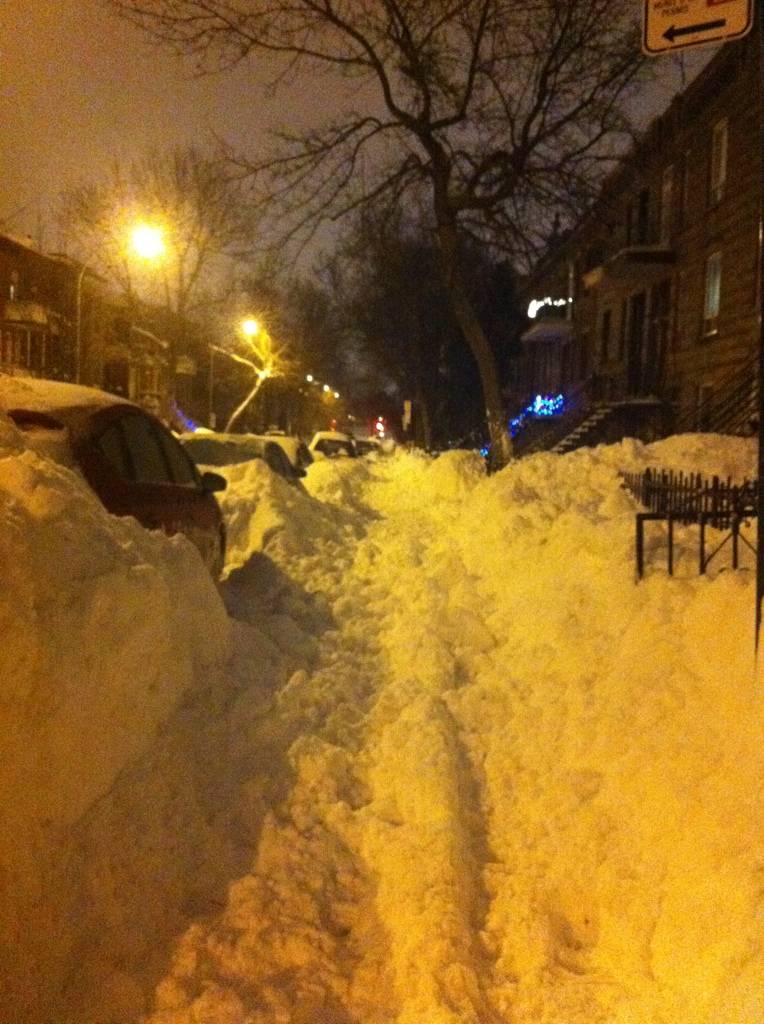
top-left (620, 466), bottom-right (757, 577)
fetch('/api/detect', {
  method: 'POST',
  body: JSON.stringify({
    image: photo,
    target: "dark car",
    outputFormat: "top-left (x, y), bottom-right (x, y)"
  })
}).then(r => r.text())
top-left (180, 431), bottom-right (305, 486)
top-left (0, 377), bottom-right (227, 577)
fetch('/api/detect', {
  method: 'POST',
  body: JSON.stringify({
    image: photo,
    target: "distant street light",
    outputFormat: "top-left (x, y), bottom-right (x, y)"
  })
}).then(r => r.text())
top-left (241, 318), bottom-right (260, 338)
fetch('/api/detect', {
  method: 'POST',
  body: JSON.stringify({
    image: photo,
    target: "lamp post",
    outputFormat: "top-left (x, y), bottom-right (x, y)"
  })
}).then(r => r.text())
top-left (129, 222), bottom-right (174, 410)
top-left (74, 262), bottom-right (88, 384)
top-left (208, 345), bottom-right (216, 429)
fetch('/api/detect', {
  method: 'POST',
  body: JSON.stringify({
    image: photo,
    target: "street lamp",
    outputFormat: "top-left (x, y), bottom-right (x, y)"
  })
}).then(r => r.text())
top-left (131, 223), bottom-right (166, 261)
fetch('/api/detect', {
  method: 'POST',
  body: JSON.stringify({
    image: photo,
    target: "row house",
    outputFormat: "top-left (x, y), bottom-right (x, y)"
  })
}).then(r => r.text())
top-left (519, 33), bottom-right (762, 442)
top-left (0, 234), bottom-right (75, 381)
top-left (0, 232), bottom-right (205, 425)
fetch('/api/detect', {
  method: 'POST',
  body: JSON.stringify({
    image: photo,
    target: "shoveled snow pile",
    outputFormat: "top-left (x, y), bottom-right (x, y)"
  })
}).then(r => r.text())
top-left (3, 426), bottom-right (763, 1024)
top-left (0, 414), bottom-right (232, 1021)
top-left (145, 437), bottom-right (762, 1024)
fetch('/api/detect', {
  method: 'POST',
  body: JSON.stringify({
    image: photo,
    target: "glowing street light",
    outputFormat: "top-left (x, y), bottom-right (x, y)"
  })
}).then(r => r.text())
top-left (334, 391), bottom-right (340, 399)
top-left (241, 317), bottom-right (260, 338)
top-left (323, 383), bottom-right (330, 392)
top-left (306, 374), bottom-right (314, 382)
top-left (131, 223), bottom-right (166, 260)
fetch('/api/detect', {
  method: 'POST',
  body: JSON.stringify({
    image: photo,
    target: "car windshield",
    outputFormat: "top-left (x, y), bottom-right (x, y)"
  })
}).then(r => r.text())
top-left (316, 438), bottom-right (356, 458)
top-left (181, 435), bottom-right (263, 467)
top-left (355, 440), bottom-right (378, 455)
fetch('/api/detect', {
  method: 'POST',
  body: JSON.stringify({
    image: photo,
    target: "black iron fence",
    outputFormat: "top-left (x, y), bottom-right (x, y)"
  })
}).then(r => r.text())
top-left (620, 467), bottom-right (758, 577)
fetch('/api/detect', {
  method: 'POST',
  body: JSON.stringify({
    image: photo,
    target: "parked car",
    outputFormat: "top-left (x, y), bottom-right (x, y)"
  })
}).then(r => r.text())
top-left (0, 377), bottom-right (227, 577)
top-left (259, 433), bottom-right (313, 474)
top-left (309, 430), bottom-right (358, 459)
top-left (354, 436), bottom-right (383, 456)
top-left (179, 431), bottom-right (305, 486)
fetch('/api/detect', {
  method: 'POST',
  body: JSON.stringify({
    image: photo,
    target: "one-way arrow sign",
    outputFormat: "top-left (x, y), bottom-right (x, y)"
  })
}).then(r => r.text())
top-left (644, 0), bottom-right (753, 55)
top-left (663, 18), bottom-right (726, 43)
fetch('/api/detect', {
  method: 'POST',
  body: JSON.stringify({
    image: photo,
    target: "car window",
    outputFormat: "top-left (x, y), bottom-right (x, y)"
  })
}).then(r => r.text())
top-left (182, 436), bottom-right (261, 468)
top-left (264, 443), bottom-right (293, 478)
top-left (119, 412), bottom-right (173, 484)
top-left (94, 421), bottom-right (132, 479)
top-left (317, 438), bottom-right (355, 458)
top-left (155, 425), bottom-right (199, 486)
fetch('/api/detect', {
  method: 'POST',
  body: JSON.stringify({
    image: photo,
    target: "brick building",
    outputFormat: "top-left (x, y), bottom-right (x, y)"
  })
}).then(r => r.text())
top-left (0, 232), bottom-right (205, 425)
top-left (518, 34), bottom-right (762, 448)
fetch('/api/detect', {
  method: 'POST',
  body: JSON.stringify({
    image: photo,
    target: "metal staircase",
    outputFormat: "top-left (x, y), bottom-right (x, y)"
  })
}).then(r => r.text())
top-left (673, 356), bottom-right (758, 436)
top-left (550, 403), bottom-right (617, 454)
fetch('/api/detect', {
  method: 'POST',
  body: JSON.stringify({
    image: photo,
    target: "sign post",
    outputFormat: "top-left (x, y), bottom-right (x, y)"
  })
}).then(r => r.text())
top-left (643, 0), bottom-right (753, 55)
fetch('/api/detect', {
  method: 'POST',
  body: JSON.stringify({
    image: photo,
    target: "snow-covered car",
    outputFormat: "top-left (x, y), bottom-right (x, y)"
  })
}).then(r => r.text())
top-left (180, 431), bottom-right (305, 485)
top-left (309, 430), bottom-right (358, 459)
top-left (0, 377), bottom-right (227, 577)
top-left (259, 433), bottom-right (313, 474)
top-left (354, 436), bottom-right (385, 456)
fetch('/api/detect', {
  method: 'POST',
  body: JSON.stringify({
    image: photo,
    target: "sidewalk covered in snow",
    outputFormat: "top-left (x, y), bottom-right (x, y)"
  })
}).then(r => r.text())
top-left (2, 424), bottom-right (763, 1024)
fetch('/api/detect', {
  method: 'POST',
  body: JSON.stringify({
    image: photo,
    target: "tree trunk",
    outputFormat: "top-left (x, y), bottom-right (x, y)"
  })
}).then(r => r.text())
top-left (225, 376), bottom-right (264, 433)
top-left (416, 388), bottom-right (433, 451)
top-left (435, 217), bottom-right (512, 469)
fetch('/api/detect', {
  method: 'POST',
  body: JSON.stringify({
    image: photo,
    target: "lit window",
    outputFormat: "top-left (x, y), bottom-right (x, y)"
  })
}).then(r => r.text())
top-left (703, 252), bottom-right (722, 335)
top-left (710, 119), bottom-right (728, 205)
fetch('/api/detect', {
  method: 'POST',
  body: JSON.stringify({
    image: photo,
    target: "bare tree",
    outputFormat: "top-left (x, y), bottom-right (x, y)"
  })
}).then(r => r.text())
top-left (111, 0), bottom-right (647, 466)
top-left (213, 320), bottom-right (288, 431)
top-left (58, 145), bottom-right (254, 399)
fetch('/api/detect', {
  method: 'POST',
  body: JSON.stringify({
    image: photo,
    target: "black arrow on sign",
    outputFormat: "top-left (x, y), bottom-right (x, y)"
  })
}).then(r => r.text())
top-left (663, 18), bottom-right (726, 42)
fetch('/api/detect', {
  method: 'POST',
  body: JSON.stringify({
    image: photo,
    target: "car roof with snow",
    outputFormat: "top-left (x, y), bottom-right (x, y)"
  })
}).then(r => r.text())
top-left (0, 376), bottom-right (136, 435)
top-left (310, 430), bottom-right (354, 443)
top-left (248, 432), bottom-right (310, 468)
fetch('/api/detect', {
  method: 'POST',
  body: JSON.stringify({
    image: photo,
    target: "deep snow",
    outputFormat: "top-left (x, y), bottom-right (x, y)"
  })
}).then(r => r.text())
top-left (1, 425), bottom-right (762, 1024)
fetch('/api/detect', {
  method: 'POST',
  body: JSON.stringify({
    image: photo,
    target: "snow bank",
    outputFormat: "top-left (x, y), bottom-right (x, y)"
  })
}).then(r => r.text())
top-left (140, 438), bottom-right (763, 1024)
top-left (0, 416), bottom-right (231, 1020)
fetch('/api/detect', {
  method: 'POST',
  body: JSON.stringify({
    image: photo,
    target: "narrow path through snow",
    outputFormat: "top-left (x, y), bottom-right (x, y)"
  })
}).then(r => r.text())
top-left (140, 447), bottom-right (764, 1024)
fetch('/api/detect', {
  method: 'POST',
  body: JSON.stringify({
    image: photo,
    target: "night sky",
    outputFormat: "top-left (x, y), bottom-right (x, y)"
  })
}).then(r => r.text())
top-left (2, 1), bottom-right (711, 248)
top-left (1, 0), bottom-right (340, 244)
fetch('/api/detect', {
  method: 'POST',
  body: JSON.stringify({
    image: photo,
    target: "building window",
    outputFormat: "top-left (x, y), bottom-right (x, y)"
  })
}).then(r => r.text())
top-left (703, 252), bottom-right (722, 335)
top-left (636, 188), bottom-right (650, 245)
top-left (696, 383), bottom-right (713, 430)
top-left (600, 309), bottom-right (612, 362)
top-left (618, 298), bottom-right (628, 360)
top-left (709, 119), bottom-right (728, 205)
top-left (660, 165), bottom-right (674, 244)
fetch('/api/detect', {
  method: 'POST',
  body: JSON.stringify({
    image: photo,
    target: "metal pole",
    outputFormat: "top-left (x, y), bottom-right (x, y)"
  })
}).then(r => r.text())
top-left (208, 346), bottom-right (216, 429)
top-left (75, 263), bottom-right (86, 384)
top-left (753, 4), bottom-right (757, 647)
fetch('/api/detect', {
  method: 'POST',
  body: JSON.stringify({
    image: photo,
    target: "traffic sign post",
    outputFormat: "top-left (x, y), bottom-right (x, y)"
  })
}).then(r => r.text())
top-left (643, 0), bottom-right (754, 55)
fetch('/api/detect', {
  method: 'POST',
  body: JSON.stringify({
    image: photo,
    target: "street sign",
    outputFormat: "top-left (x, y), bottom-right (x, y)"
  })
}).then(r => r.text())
top-left (643, 0), bottom-right (754, 55)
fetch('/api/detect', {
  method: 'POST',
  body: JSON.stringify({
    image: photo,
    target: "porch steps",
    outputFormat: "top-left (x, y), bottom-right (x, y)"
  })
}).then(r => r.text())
top-left (551, 403), bottom-right (616, 454)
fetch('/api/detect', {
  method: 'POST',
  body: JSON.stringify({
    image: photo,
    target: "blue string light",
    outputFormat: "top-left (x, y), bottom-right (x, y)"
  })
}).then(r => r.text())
top-left (172, 402), bottom-right (198, 432)
top-left (509, 393), bottom-right (565, 436)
